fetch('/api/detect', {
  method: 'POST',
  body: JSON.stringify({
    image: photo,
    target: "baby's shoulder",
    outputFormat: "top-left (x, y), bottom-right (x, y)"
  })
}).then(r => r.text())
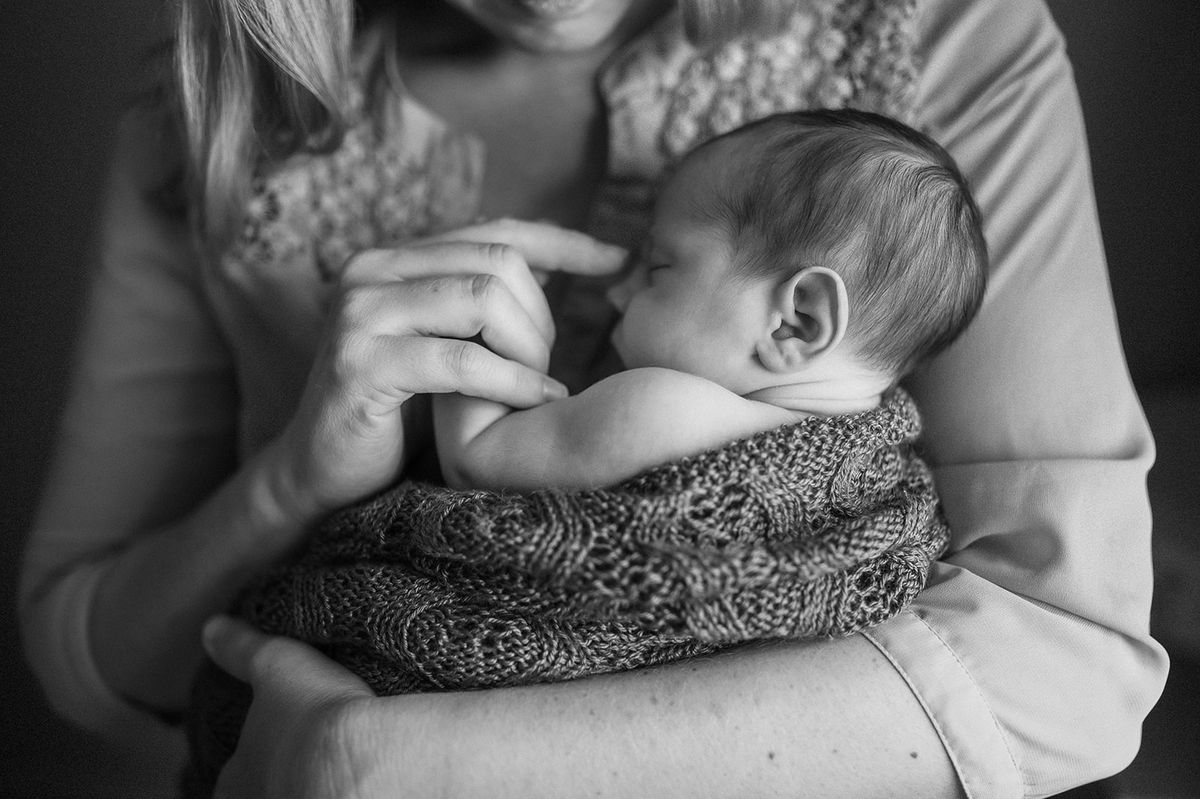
top-left (587, 368), bottom-right (802, 437)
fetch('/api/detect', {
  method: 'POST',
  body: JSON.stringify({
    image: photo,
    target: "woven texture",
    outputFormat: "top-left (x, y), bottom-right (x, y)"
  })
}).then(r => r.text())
top-left (183, 388), bottom-right (948, 795)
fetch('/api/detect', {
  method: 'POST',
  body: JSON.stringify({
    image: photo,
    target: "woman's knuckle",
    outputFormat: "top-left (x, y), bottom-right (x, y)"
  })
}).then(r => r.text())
top-left (491, 217), bottom-right (521, 234)
top-left (331, 329), bottom-right (377, 381)
top-left (337, 284), bottom-right (378, 322)
top-left (341, 248), bottom-right (385, 280)
top-left (468, 272), bottom-right (498, 302)
top-left (482, 241), bottom-right (522, 274)
top-left (443, 340), bottom-right (482, 378)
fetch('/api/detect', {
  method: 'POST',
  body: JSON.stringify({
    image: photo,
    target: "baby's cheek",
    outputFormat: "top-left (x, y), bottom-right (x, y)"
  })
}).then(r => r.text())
top-left (611, 317), bottom-right (655, 369)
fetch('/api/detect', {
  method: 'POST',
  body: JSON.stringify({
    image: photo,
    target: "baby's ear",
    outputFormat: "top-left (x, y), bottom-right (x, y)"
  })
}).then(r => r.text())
top-left (756, 266), bottom-right (849, 373)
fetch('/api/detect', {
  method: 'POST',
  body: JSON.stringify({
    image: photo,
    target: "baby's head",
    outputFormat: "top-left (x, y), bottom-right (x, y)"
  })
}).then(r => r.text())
top-left (609, 108), bottom-right (987, 395)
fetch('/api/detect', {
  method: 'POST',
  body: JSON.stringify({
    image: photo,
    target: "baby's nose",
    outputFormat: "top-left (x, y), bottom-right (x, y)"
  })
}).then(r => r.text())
top-left (605, 262), bottom-right (648, 312)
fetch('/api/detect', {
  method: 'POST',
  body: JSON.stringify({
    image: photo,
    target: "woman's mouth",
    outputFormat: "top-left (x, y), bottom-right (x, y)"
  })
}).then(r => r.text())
top-left (509, 0), bottom-right (594, 20)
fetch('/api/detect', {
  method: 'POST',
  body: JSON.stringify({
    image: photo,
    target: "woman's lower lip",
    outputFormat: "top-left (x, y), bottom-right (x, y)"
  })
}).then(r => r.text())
top-left (508, 0), bottom-right (593, 20)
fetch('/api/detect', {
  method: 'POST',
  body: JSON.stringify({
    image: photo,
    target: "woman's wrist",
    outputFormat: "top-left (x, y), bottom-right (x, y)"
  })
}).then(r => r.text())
top-left (343, 693), bottom-right (451, 798)
top-left (88, 446), bottom-right (327, 709)
top-left (243, 436), bottom-right (327, 552)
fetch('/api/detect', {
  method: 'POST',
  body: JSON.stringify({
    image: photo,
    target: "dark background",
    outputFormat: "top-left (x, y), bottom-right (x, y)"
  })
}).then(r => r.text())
top-left (2, 2), bottom-right (1198, 796)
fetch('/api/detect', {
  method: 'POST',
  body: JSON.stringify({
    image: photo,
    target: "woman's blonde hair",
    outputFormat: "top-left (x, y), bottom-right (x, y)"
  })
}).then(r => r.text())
top-left (174, 0), bottom-right (796, 248)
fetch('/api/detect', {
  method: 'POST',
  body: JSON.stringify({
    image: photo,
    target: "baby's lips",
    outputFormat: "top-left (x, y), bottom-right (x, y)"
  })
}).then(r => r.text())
top-left (604, 253), bottom-right (648, 312)
top-left (605, 281), bottom-right (629, 312)
top-left (605, 275), bottom-right (642, 312)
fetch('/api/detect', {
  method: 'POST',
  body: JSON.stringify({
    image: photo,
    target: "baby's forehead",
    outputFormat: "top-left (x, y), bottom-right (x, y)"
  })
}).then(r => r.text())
top-left (679, 133), bottom-right (757, 183)
top-left (658, 137), bottom-right (756, 224)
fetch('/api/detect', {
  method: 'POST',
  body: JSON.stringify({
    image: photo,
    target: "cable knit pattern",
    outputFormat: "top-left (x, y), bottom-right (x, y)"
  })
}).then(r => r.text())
top-left (183, 388), bottom-right (948, 797)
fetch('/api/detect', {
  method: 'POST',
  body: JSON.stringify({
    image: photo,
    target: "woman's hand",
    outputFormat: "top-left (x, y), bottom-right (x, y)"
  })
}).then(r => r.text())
top-left (203, 616), bottom-right (378, 799)
top-left (267, 219), bottom-right (627, 526)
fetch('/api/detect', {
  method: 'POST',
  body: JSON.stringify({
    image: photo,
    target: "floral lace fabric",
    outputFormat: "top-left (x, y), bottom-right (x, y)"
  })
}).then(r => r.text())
top-left (594, 0), bottom-right (918, 246)
top-left (228, 91), bottom-right (484, 283)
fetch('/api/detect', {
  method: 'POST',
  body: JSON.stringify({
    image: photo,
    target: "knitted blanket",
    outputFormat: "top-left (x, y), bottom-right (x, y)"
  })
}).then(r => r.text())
top-left (183, 388), bottom-right (947, 795)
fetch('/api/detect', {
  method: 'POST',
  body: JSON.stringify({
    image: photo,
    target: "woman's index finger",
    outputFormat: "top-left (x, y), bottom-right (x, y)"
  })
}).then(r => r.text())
top-left (434, 219), bottom-right (629, 276)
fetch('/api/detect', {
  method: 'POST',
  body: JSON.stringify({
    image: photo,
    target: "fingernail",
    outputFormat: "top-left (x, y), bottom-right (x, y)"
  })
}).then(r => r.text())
top-left (543, 379), bottom-right (569, 400)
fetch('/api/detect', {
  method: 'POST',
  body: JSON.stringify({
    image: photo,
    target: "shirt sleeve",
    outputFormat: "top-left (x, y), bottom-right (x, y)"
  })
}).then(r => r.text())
top-left (18, 110), bottom-right (238, 740)
top-left (862, 0), bottom-right (1169, 796)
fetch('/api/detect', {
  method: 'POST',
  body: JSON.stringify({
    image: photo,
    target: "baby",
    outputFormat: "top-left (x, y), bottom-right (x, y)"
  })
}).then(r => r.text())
top-left (186, 112), bottom-right (988, 792)
top-left (434, 108), bottom-right (988, 491)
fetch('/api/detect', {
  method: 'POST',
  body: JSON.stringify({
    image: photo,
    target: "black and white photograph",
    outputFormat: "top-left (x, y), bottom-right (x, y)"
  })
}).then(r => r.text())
top-left (2, 1), bottom-right (1197, 796)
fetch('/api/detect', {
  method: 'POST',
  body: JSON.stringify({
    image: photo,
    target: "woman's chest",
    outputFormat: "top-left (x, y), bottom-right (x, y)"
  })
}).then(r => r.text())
top-left (398, 54), bottom-right (610, 228)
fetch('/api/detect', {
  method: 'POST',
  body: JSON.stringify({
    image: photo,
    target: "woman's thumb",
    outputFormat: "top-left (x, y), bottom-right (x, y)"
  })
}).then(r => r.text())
top-left (202, 615), bottom-right (373, 698)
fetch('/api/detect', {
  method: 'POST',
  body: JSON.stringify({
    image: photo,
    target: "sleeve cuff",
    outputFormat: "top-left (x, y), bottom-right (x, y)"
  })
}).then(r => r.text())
top-left (20, 553), bottom-right (185, 748)
top-left (864, 609), bottom-right (1025, 799)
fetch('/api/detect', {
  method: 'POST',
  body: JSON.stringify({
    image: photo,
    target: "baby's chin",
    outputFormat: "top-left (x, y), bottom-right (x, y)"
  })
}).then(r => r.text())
top-left (608, 317), bottom-right (664, 371)
top-left (608, 339), bottom-right (655, 374)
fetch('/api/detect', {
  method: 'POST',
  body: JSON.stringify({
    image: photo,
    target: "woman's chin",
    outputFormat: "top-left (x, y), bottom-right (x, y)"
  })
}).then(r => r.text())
top-left (448, 0), bottom-right (637, 53)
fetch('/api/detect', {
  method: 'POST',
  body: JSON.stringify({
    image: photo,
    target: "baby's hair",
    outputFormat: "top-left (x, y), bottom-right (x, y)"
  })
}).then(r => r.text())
top-left (703, 108), bottom-right (988, 378)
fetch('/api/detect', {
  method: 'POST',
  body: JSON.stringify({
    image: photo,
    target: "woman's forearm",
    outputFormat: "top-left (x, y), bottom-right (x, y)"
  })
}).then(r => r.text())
top-left (89, 439), bottom-right (315, 711)
top-left (353, 635), bottom-right (962, 798)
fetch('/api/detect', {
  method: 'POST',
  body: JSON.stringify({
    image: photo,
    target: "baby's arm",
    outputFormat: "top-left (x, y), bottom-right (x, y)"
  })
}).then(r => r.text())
top-left (433, 368), bottom-right (794, 491)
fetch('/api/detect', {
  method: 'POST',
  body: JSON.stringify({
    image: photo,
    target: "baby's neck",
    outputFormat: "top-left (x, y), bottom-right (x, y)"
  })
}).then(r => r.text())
top-left (744, 373), bottom-right (894, 418)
